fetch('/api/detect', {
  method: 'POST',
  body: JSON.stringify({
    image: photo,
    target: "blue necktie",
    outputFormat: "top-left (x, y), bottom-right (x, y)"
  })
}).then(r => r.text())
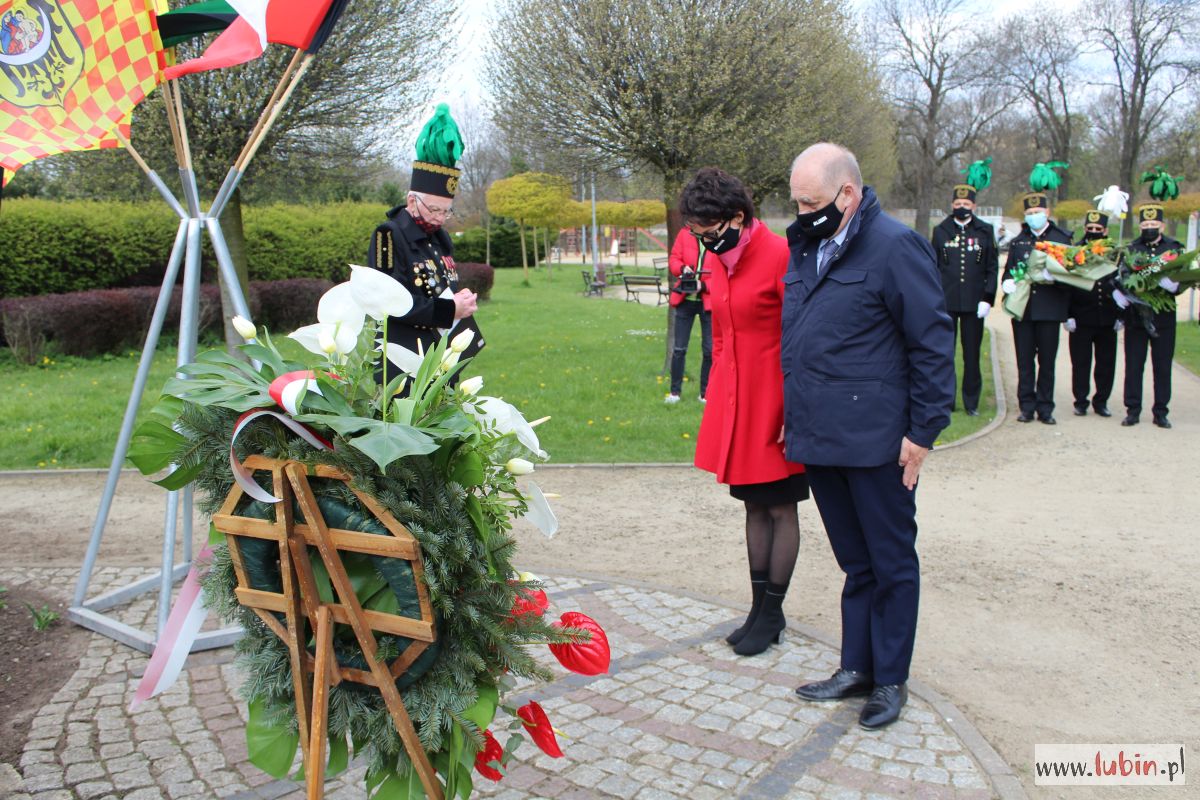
top-left (817, 239), bottom-right (838, 275)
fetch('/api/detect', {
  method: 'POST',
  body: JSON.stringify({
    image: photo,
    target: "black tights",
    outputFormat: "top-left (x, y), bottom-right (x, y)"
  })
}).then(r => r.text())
top-left (744, 502), bottom-right (799, 585)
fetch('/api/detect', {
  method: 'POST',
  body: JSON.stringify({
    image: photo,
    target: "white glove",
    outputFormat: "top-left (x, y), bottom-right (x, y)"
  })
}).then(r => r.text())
top-left (976, 301), bottom-right (991, 319)
top-left (1002, 279), bottom-right (1017, 295)
top-left (1040, 268), bottom-right (1054, 283)
top-left (1063, 318), bottom-right (1077, 333)
top-left (1114, 319), bottom-right (1125, 332)
top-left (1159, 276), bottom-right (1180, 293)
top-left (1112, 289), bottom-right (1130, 309)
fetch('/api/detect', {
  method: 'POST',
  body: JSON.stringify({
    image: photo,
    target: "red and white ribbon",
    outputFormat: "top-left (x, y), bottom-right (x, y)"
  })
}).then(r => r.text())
top-left (230, 371), bottom-right (333, 504)
top-left (129, 546), bottom-right (214, 711)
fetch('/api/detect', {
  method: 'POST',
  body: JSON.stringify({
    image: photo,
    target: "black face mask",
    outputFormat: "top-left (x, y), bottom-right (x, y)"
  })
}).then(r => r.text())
top-left (1140, 229), bottom-right (1160, 245)
top-left (1084, 231), bottom-right (1106, 242)
top-left (952, 207), bottom-right (972, 221)
top-left (702, 222), bottom-right (741, 253)
top-left (795, 195), bottom-right (845, 239)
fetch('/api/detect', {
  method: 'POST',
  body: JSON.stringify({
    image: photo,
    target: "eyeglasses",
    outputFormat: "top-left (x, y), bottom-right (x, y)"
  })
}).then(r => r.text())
top-left (414, 194), bottom-right (455, 219)
top-left (688, 220), bottom-right (728, 243)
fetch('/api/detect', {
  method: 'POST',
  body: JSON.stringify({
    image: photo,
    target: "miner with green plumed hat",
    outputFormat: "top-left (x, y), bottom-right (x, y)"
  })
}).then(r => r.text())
top-left (1001, 161), bottom-right (1074, 424)
top-left (931, 157), bottom-right (998, 416)
top-left (367, 104), bottom-right (480, 381)
top-left (1120, 165), bottom-right (1185, 429)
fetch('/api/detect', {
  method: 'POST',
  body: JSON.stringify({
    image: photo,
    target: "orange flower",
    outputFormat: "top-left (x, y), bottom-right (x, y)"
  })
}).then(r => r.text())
top-left (1074, 250), bottom-right (1086, 265)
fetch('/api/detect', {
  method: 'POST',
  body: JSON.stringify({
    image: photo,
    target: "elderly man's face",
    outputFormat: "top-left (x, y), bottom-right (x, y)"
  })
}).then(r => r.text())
top-left (790, 162), bottom-right (849, 214)
top-left (407, 192), bottom-right (455, 221)
top-left (1140, 220), bottom-right (1164, 234)
top-left (951, 199), bottom-right (975, 212)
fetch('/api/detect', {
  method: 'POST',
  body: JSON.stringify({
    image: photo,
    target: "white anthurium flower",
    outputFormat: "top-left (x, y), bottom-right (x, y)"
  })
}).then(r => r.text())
top-left (349, 264), bottom-right (414, 321)
top-left (459, 375), bottom-right (483, 396)
top-left (464, 396), bottom-right (546, 458)
top-left (1094, 185), bottom-right (1129, 218)
top-left (505, 457), bottom-right (535, 476)
top-left (449, 327), bottom-right (475, 353)
top-left (231, 315), bottom-right (257, 340)
top-left (290, 322), bottom-right (357, 356)
top-left (379, 340), bottom-right (424, 375)
top-left (521, 481), bottom-right (558, 538)
top-left (317, 281), bottom-right (365, 336)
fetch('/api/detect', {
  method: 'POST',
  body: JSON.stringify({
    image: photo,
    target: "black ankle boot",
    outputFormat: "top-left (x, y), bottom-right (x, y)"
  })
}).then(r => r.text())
top-left (726, 570), bottom-right (768, 646)
top-left (733, 581), bottom-right (787, 656)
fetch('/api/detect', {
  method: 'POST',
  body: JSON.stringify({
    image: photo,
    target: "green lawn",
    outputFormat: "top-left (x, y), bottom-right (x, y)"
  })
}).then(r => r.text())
top-left (1175, 319), bottom-right (1200, 377)
top-left (0, 265), bottom-right (992, 470)
top-left (935, 326), bottom-right (996, 446)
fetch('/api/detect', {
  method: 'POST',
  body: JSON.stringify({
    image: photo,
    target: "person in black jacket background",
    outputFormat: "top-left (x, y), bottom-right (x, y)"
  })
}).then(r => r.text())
top-left (931, 180), bottom-right (997, 416)
top-left (1002, 186), bottom-right (1073, 424)
top-left (1065, 209), bottom-right (1119, 417)
top-left (1120, 203), bottom-right (1184, 428)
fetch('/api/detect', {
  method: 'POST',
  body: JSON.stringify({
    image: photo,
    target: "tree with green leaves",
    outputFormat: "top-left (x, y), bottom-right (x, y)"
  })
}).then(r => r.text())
top-left (488, 0), bottom-right (893, 245)
top-left (486, 173), bottom-right (572, 282)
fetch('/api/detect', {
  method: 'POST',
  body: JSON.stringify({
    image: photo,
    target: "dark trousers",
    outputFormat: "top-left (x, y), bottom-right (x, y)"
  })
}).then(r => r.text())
top-left (806, 463), bottom-right (919, 685)
top-left (1069, 324), bottom-right (1116, 410)
top-left (669, 301), bottom-right (712, 396)
top-left (1124, 314), bottom-right (1176, 418)
top-left (950, 311), bottom-right (984, 411)
top-left (1012, 319), bottom-right (1060, 418)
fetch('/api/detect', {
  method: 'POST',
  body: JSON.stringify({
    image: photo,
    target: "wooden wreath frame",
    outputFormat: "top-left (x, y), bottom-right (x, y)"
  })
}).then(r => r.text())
top-left (213, 455), bottom-right (444, 800)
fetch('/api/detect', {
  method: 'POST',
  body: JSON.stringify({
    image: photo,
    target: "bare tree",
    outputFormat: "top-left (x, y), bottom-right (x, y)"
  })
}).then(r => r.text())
top-left (873, 0), bottom-right (1010, 234)
top-left (1087, 0), bottom-right (1199, 192)
top-left (986, 11), bottom-right (1083, 201)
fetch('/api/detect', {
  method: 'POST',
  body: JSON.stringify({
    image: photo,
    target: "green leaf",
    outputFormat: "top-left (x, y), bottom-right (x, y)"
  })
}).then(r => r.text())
top-left (390, 397), bottom-right (416, 426)
top-left (126, 420), bottom-right (187, 475)
top-left (246, 697), bottom-right (299, 779)
top-left (240, 343), bottom-right (285, 378)
top-left (327, 733), bottom-right (349, 777)
top-left (346, 421), bottom-right (439, 473)
top-left (207, 521), bottom-right (224, 546)
top-left (449, 449), bottom-right (485, 488)
top-left (372, 767), bottom-right (429, 799)
top-left (151, 462), bottom-right (203, 491)
top-left (461, 683), bottom-right (499, 732)
top-left (454, 764), bottom-right (473, 800)
top-left (292, 413), bottom-right (375, 437)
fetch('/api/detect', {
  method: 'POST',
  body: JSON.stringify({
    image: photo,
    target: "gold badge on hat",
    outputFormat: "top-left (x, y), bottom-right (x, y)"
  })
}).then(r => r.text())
top-left (955, 187), bottom-right (969, 199)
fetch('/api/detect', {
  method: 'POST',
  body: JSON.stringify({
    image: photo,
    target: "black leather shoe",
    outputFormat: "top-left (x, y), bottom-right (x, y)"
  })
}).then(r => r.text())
top-left (1122, 414), bottom-right (1139, 427)
top-left (1153, 416), bottom-right (1172, 429)
top-left (1094, 405), bottom-right (1112, 417)
top-left (965, 408), bottom-right (979, 417)
top-left (1017, 412), bottom-right (1034, 423)
top-left (859, 684), bottom-right (907, 730)
top-left (1039, 415), bottom-right (1057, 425)
top-left (795, 669), bottom-right (873, 701)
top-left (1073, 405), bottom-right (1087, 416)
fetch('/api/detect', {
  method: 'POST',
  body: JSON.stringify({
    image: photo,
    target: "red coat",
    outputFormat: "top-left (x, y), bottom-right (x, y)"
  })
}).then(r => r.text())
top-left (667, 229), bottom-right (714, 310)
top-left (694, 222), bottom-right (805, 485)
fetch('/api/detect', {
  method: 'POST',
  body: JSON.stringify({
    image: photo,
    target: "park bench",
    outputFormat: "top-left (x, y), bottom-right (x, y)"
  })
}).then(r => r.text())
top-left (581, 269), bottom-right (605, 296)
top-left (623, 274), bottom-right (668, 305)
top-left (652, 257), bottom-right (669, 278)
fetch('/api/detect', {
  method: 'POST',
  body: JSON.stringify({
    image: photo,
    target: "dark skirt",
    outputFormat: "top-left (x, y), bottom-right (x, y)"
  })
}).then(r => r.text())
top-left (729, 473), bottom-right (810, 505)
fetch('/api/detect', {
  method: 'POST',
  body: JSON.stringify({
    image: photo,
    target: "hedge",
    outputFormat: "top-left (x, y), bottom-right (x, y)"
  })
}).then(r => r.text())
top-left (455, 263), bottom-right (495, 301)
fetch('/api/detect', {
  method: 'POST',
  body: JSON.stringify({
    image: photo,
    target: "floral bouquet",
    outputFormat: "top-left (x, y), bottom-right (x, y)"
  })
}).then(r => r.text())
top-left (128, 265), bottom-right (611, 798)
top-left (1114, 247), bottom-right (1200, 315)
top-left (1002, 240), bottom-right (1118, 321)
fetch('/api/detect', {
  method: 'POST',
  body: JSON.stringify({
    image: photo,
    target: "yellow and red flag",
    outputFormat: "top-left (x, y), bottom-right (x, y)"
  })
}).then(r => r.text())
top-left (0, 0), bottom-right (165, 185)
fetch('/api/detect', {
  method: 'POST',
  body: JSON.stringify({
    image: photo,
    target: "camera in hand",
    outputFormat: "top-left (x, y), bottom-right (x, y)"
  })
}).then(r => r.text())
top-left (674, 268), bottom-right (709, 296)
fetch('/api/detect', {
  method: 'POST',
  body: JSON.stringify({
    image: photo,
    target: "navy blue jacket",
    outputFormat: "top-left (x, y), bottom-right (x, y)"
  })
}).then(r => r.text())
top-left (781, 188), bottom-right (955, 467)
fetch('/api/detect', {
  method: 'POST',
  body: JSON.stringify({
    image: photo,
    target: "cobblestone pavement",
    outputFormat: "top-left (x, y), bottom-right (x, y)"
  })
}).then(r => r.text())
top-left (1, 567), bottom-right (1022, 800)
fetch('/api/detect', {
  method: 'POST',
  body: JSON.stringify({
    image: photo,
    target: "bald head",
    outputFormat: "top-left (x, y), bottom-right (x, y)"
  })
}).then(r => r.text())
top-left (790, 143), bottom-right (863, 237)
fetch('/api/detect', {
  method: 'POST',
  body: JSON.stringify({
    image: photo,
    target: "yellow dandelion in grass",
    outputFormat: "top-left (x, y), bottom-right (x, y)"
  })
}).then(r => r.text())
top-left (50, 458), bottom-right (57, 464)
top-left (682, 433), bottom-right (691, 439)
top-left (603, 436), bottom-right (612, 443)
top-left (539, 382), bottom-right (546, 389)
top-left (91, 380), bottom-right (98, 386)
top-left (587, 420), bottom-right (594, 425)
top-left (656, 375), bottom-right (663, 383)
top-left (25, 427), bottom-right (32, 433)
top-left (604, 416), bottom-right (611, 422)
top-left (683, 376), bottom-right (690, 382)
top-left (42, 356), bottom-right (50, 364)
top-left (500, 373), bottom-right (507, 379)
top-left (37, 461), bottom-right (46, 467)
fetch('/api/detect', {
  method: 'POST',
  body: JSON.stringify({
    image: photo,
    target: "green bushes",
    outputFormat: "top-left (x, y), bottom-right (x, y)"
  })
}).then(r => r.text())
top-left (449, 218), bottom-right (531, 268)
top-left (454, 263), bottom-right (495, 301)
top-left (0, 200), bottom-right (388, 297)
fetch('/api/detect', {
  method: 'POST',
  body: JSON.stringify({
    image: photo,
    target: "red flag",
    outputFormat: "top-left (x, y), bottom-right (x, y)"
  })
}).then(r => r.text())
top-left (163, 0), bottom-right (333, 80)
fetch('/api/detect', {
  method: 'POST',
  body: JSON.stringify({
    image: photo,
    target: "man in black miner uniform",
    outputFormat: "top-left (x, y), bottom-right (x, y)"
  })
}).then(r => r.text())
top-left (932, 182), bottom-right (998, 416)
top-left (1065, 210), bottom-right (1119, 417)
top-left (367, 122), bottom-right (478, 375)
top-left (1120, 204), bottom-right (1183, 429)
top-left (1002, 190), bottom-right (1072, 424)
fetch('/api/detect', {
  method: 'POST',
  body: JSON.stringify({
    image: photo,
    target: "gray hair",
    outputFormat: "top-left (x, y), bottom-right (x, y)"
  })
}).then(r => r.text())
top-left (791, 143), bottom-right (863, 192)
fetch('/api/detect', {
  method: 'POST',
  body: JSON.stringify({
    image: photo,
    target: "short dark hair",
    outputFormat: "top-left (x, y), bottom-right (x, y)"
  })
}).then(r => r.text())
top-left (679, 167), bottom-right (755, 226)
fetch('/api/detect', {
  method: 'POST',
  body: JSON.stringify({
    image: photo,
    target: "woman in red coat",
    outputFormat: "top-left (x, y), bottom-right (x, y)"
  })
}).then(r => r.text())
top-left (683, 167), bottom-right (808, 656)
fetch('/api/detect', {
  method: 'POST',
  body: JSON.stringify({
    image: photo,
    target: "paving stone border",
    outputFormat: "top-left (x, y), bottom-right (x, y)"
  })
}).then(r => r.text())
top-left (1, 567), bottom-right (1024, 800)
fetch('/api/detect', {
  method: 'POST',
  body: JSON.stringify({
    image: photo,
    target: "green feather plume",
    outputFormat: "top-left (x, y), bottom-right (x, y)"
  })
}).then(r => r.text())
top-left (414, 103), bottom-right (463, 167)
top-left (1139, 166), bottom-right (1182, 202)
top-left (961, 157), bottom-right (992, 191)
top-left (1029, 161), bottom-right (1069, 192)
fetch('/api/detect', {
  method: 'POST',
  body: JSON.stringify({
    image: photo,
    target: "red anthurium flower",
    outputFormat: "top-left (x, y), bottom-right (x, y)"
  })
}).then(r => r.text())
top-left (474, 729), bottom-right (504, 781)
top-left (548, 611), bottom-right (611, 675)
top-left (517, 701), bottom-right (564, 758)
top-left (510, 587), bottom-right (549, 620)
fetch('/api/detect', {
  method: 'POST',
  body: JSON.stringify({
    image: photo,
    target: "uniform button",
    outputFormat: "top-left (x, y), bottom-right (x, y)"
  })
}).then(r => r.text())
top-left (852, 395), bottom-right (858, 400)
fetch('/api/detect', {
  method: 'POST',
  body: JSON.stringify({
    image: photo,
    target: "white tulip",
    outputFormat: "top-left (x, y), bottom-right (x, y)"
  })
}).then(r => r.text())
top-left (440, 349), bottom-right (461, 371)
top-left (349, 264), bottom-right (414, 321)
top-left (459, 375), bottom-right (484, 396)
top-left (231, 315), bottom-right (257, 341)
top-left (449, 327), bottom-right (475, 353)
top-left (505, 458), bottom-right (535, 476)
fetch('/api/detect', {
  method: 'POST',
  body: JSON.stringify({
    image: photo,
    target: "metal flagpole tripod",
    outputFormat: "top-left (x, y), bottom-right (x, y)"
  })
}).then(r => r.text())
top-left (68, 56), bottom-right (314, 653)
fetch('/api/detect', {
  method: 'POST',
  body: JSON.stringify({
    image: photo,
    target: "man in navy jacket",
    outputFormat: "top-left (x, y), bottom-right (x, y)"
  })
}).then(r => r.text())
top-left (781, 143), bottom-right (955, 730)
